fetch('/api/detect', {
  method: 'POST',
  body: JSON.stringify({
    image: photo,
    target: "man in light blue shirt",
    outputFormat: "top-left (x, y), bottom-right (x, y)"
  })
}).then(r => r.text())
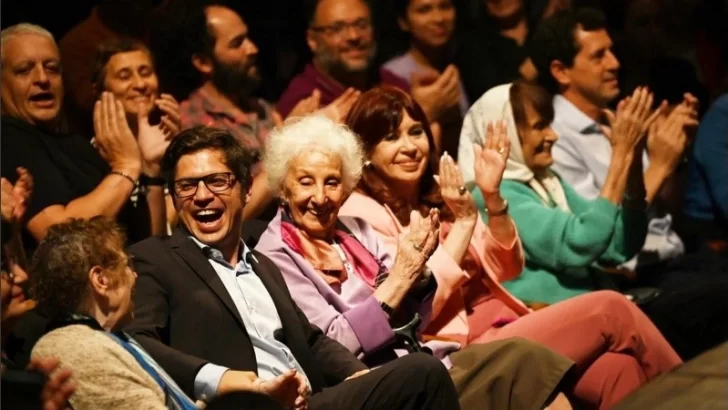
top-left (551, 95), bottom-right (685, 269)
top-left (190, 237), bottom-right (311, 400)
top-left (529, 8), bottom-right (695, 271)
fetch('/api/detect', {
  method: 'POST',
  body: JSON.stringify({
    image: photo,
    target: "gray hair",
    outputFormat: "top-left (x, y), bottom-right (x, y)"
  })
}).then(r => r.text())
top-left (264, 115), bottom-right (365, 195)
top-left (1, 23), bottom-right (56, 55)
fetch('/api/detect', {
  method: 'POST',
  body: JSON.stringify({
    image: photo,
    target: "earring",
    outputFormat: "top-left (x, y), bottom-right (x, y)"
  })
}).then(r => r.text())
top-left (364, 160), bottom-right (372, 168)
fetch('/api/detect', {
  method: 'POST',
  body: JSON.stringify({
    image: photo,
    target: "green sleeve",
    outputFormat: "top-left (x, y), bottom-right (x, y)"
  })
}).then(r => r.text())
top-left (558, 182), bottom-right (648, 266)
top-left (478, 180), bottom-right (621, 274)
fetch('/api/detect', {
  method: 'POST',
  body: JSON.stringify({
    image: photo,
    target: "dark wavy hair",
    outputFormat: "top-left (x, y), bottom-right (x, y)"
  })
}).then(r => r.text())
top-left (345, 86), bottom-right (449, 224)
top-left (530, 8), bottom-right (609, 94)
top-left (162, 126), bottom-right (255, 195)
top-left (30, 217), bottom-right (127, 317)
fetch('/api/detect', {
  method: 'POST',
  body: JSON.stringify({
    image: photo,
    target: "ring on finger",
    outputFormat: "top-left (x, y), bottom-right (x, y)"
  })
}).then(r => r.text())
top-left (458, 186), bottom-right (467, 195)
top-left (413, 243), bottom-right (423, 252)
top-left (498, 146), bottom-right (505, 154)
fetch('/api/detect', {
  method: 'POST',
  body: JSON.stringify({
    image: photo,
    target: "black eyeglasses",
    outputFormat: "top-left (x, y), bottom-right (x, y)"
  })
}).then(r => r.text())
top-left (311, 18), bottom-right (372, 37)
top-left (173, 172), bottom-right (237, 199)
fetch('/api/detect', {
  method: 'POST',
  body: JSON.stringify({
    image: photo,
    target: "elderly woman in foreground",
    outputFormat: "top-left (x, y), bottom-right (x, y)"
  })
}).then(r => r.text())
top-left (256, 115), bottom-right (577, 410)
top-left (28, 218), bottom-right (287, 410)
top-left (29, 217), bottom-right (198, 410)
top-left (338, 86), bottom-right (681, 409)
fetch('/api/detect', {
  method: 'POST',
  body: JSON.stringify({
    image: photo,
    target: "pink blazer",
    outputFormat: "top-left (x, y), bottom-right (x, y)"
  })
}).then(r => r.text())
top-left (340, 191), bottom-right (530, 340)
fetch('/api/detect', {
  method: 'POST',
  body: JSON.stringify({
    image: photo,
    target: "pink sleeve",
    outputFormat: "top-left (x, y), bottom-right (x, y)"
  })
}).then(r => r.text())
top-left (425, 247), bottom-right (471, 318)
top-left (478, 219), bottom-right (525, 283)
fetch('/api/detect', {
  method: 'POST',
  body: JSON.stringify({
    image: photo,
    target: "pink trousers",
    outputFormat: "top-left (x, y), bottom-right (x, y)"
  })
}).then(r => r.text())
top-left (470, 291), bottom-right (683, 409)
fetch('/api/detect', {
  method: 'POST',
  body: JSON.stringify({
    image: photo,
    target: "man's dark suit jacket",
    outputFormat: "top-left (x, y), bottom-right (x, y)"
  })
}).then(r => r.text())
top-left (126, 229), bottom-right (367, 398)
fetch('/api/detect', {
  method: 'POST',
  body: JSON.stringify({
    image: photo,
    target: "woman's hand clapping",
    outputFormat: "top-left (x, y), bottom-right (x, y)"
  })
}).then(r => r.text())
top-left (391, 209), bottom-right (440, 284)
top-left (435, 153), bottom-right (477, 223)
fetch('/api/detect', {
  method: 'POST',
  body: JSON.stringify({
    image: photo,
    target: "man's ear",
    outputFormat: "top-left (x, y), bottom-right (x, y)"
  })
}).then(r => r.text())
top-left (550, 60), bottom-right (571, 90)
top-left (191, 53), bottom-right (213, 76)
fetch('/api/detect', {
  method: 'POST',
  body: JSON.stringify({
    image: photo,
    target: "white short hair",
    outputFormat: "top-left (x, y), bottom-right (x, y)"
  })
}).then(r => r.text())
top-left (264, 115), bottom-right (365, 195)
top-left (1, 23), bottom-right (56, 54)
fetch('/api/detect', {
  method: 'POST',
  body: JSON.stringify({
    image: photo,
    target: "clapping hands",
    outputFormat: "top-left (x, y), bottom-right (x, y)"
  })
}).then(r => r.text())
top-left (93, 92), bottom-right (142, 173)
top-left (287, 88), bottom-right (361, 124)
top-left (392, 209), bottom-right (440, 284)
top-left (646, 93), bottom-right (699, 172)
top-left (602, 87), bottom-right (660, 152)
top-left (1, 167), bottom-right (33, 224)
top-left (410, 65), bottom-right (461, 121)
top-left (137, 94), bottom-right (181, 166)
top-left (434, 153), bottom-right (477, 222)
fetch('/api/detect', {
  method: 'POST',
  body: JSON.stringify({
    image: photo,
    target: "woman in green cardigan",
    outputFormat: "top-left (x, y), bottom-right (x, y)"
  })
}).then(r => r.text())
top-left (463, 80), bottom-right (728, 361)
top-left (464, 80), bottom-right (650, 304)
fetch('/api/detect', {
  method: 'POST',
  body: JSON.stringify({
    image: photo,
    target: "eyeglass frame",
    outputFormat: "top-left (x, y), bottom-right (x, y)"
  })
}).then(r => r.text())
top-left (172, 172), bottom-right (238, 199)
top-left (310, 18), bottom-right (372, 37)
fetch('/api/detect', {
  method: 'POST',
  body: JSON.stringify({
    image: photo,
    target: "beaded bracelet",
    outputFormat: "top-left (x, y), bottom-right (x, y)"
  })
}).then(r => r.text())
top-left (110, 170), bottom-right (137, 186)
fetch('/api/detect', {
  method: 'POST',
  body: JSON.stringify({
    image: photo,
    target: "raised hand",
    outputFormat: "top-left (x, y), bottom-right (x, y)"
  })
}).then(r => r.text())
top-left (1, 167), bottom-right (33, 223)
top-left (137, 103), bottom-right (174, 166)
top-left (320, 88), bottom-right (361, 123)
top-left (473, 120), bottom-right (510, 196)
top-left (434, 153), bottom-right (477, 222)
top-left (155, 93), bottom-right (182, 137)
top-left (602, 86), bottom-right (655, 152)
top-left (410, 65), bottom-right (461, 121)
top-left (93, 92), bottom-right (142, 173)
top-left (288, 89), bottom-right (322, 119)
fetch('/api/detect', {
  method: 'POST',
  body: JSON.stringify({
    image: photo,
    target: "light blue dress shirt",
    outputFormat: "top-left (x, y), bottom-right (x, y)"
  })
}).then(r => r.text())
top-left (190, 238), bottom-right (310, 401)
top-left (550, 95), bottom-right (685, 269)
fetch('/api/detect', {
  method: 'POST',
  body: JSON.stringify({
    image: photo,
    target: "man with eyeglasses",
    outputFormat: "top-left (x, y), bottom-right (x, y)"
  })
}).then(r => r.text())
top-left (126, 126), bottom-right (462, 410)
top-left (276, 0), bottom-right (411, 119)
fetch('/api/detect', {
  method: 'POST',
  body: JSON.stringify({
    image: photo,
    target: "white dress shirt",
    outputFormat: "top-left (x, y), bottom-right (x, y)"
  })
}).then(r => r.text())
top-left (191, 238), bottom-right (310, 401)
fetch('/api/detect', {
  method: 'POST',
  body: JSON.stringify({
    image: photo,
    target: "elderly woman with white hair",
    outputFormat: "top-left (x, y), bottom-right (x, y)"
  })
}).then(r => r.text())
top-left (255, 115), bottom-right (576, 410)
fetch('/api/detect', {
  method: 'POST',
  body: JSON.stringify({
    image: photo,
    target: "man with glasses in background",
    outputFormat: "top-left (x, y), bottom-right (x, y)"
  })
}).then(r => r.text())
top-left (276, 0), bottom-right (409, 118)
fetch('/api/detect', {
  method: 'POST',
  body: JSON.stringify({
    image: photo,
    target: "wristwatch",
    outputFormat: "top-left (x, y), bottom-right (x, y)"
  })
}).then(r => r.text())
top-left (486, 200), bottom-right (509, 216)
top-left (139, 174), bottom-right (166, 187)
top-left (379, 301), bottom-right (395, 317)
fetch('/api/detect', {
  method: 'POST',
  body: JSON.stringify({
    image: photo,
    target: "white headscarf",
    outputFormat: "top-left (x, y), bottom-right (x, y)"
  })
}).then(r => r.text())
top-left (463, 83), bottom-right (571, 212)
